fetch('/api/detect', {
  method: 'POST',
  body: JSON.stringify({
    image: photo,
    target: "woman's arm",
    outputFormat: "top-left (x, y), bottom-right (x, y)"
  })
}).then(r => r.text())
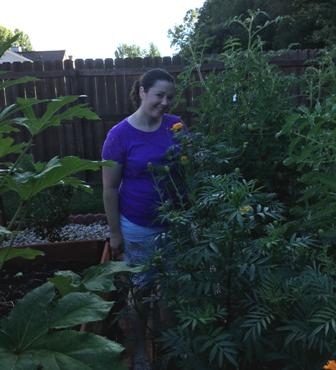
top-left (102, 164), bottom-right (123, 257)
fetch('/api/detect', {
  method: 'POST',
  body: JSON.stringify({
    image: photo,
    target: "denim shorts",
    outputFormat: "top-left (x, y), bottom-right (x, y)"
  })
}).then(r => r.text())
top-left (120, 215), bottom-right (167, 288)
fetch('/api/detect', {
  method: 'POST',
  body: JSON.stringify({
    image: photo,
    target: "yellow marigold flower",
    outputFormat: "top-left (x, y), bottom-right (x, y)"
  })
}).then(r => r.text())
top-left (180, 155), bottom-right (189, 165)
top-left (324, 361), bottom-right (336, 370)
top-left (239, 205), bottom-right (253, 214)
top-left (171, 122), bottom-right (183, 132)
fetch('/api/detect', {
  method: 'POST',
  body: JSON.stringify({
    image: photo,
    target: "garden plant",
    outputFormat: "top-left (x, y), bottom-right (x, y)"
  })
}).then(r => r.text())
top-left (144, 11), bottom-right (336, 370)
top-left (0, 37), bottom-right (136, 369)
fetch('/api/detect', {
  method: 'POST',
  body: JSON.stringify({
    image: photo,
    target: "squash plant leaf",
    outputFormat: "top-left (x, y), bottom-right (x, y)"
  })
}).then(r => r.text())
top-left (15, 96), bottom-right (100, 136)
top-left (4, 157), bottom-right (115, 200)
top-left (0, 282), bottom-right (55, 351)
top-left (33, 330), bottom-right (126, 370)
top-left (0, 137), bottom-right (26, 159)
top-left (0, 283), bottom-right (125, 370)
top-left (0, 76), bottom-right (38, 90)
top-left (0, 247), bottom-right (44, 265)
top-left (81, 260), bottom-right (143, 292)
top-left (49, 292), bottom-right (114, 329)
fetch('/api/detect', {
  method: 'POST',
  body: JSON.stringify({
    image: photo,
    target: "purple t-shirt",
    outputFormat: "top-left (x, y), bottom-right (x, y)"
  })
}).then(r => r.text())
top-left (102, 113), bottom-right (181, 227)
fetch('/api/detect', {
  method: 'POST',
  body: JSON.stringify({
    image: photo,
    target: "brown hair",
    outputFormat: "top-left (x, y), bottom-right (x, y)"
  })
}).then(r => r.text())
top-left (130, 68), bottom-right (175, 108)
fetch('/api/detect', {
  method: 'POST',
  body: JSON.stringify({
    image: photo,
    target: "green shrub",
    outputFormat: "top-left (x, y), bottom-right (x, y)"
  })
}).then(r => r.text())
top-left (23, 185), bottom-right (74, 237)
top-left (151, 11), bottom-right (336, 370)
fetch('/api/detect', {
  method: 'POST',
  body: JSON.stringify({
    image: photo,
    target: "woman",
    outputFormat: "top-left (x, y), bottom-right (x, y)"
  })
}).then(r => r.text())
top-left (102, 68), bottom-right (182, 369)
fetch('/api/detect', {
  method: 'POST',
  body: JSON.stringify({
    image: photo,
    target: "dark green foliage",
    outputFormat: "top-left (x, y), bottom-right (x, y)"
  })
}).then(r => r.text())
top-left (169, 0), bottom-right (336, 55)
top-left (0, 24), bottom-right (33, 51)
top-left (173, 28), bottom-right (297, 200)
top-left (155, 13), bottom-right (336, 370)
top-left (279, 49), bottom-right (336, 238)
top-left (22, 185), bottom-right (74, 237)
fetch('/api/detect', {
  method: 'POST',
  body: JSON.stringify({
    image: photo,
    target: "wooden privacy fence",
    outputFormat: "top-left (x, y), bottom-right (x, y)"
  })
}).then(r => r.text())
top-left (0, 50), bottom-right (320, 172)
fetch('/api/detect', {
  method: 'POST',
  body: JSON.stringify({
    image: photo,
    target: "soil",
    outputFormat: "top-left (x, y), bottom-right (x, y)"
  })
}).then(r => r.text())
top-left (0, 260), bottom-right (84, 318)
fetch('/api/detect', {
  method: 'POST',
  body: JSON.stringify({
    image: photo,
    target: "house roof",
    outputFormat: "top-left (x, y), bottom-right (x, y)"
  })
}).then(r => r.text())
top-left (19, 50), bottom-right (66, 62)
top-left (0, 50), bottom-right (32, 64)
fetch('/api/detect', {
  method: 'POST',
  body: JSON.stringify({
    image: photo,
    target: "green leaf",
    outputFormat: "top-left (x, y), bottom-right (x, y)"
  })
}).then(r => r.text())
top-left (0, 76), bottom-right (38, 90)
top-left (0, 283), bottom-right (125, 369)
top-left (50, 292), bottom-right (114, 329)
top-left (0, 247), bottom-right (44, 265)
top-left (0, 349), bottom-right (40, 370)
top-left (49, 270), bottom-right (83, 296)
top-left (33, 330), bottom-right (126, 370)
top-left (0, 34), bottom-right (20, 58)
top-left (0, 122), bottom-right (19, 135)
top-left (0, 104), bottom-right (16, 121)
top-left (0, 137), bottom-right (26, 159)
top-left (0, 282), bottom-right (55, 352)
top-left (81, 260), bottom-right (142, 292)
top-left (5, 157), bottom-right (114, 200)
top-left (15, 96), bottom-right (100, 136)
top-left (0, 331), bottom-right (126, 370)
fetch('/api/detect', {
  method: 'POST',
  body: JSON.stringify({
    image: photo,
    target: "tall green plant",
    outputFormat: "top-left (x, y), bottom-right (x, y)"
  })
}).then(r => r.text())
top-left (174, 10), bottom-right (296, 199)
top-left (0, 43), bottom-right (132, 369)
top-left (151, 11), bottom-right (336, 370)
top-left (0, 260), bottom-right (140, 370)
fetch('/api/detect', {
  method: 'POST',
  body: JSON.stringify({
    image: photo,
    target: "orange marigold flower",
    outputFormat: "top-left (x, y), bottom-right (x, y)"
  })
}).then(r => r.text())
top-left (171, 122), bottom-right (183, 132)
top-left (324, 361), bottom-right (336, 370)
top-left (239, 205), bottom-right (253, 214)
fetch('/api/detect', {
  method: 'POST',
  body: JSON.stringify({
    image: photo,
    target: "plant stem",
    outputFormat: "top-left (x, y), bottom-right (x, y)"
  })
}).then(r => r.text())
top-left (0, 138), bottom-right (33, 191)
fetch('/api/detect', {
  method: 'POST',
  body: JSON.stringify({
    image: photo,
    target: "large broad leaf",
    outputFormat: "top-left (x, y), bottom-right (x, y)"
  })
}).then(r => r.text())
top-left (33, 331), bottom-right (126, 370)
top-left (0, 283), bottom-right (126, 370)
top-left (4, 157), bottom-right (115, 200)
top-left (0, 137), bottom-right (26, 159)
top-left (0, 76), bottom-right (38, 91)
top-left (49, 292), bottom-right (114, 329)
top-left (49, 270), bottom-right (84, 296)
top-left (81, 260), bottom-right (143, 292)
top-left (0, 122), bottom-right (19, 135)
top-left (15, 96), bottom-right (100, 136)
top-left (0, 282), bottom-right (55, 352)
top-left (0, 331), bottom-right (126, 370)
top-left (0, 247), bottom-right (44, 265)
top-left (0, 349), bottom-right (40, 370)
top-left (50, 261), bottom-right (141, 296)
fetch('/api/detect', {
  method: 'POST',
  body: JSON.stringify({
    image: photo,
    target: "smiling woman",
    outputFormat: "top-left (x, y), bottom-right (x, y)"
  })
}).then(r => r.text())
top-left (101, 68), bottom-right (183, 369)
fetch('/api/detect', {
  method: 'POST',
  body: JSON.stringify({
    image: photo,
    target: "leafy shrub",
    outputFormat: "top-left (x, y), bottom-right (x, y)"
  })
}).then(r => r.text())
top-left (0, 38), bottom-right (126, 369)
top-left (23, 185), bottom-right (74, 238)
top-left (151, 11), bottom-right (336, 370)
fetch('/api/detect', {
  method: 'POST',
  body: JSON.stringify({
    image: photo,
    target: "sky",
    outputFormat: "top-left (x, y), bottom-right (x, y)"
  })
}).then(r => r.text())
top-left (1, 0), bottom-right (205, 60)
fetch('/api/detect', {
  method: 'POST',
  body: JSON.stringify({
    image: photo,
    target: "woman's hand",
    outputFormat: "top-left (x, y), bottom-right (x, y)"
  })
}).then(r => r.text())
top-left (110, 232), bottom-right (123, 260)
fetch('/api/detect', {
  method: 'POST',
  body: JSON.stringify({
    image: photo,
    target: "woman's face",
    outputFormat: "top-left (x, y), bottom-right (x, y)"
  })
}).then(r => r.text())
top-left (139, 80), bottom-right (175, 119)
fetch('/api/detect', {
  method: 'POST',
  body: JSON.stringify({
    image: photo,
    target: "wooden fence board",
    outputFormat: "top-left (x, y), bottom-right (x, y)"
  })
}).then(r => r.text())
top-left (114, 58), bottom-right (126, 114)
top-left (104, 58), bottom-right (117, 118)
top-left (0, 50), bottom-right (330, 178)
top-left (31, 61), bottom-right (45, 161)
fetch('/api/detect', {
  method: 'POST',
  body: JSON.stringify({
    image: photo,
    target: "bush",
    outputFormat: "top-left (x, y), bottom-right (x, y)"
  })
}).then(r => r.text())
top-left (22, 185), bottom-right (74, 238)
top-left (151, 11), bottom-right (336, 370)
